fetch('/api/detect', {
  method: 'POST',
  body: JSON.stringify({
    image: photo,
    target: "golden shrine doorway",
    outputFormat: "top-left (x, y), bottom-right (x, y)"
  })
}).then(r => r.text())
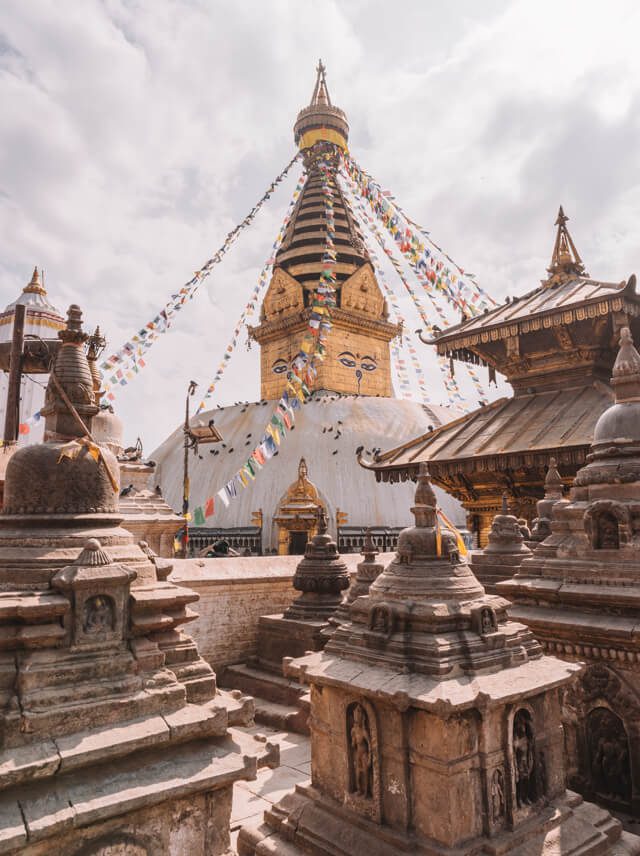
top-left (273, 457), bottom-right (324, 555)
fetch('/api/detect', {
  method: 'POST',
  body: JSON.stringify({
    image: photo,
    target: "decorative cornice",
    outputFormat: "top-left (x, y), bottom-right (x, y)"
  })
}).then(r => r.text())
top-left (250, 306), bottom-right (401, 344)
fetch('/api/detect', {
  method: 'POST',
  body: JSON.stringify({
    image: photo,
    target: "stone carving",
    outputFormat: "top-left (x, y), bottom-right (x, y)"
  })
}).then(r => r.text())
top-left (513, 709), bottom-right (538, 808)
top-left (348, 702), bottom-right (373, 799)
top-left (583, 500), bottom-right (631, 550)
top-left (368, 603), bottom-right (393, 636)
top-left (587, 707), bottom-right (631, 804)
top-left (83, 594), bottom-right (115, 634)
top-left (490, 767), bottom-right (505, 823)
top-left (481, 607), bottom-right (497, 635)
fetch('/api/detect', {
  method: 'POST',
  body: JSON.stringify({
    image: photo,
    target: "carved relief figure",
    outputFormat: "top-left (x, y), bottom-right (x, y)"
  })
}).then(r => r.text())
top-left (513, 709), bottom-right (538, 808)
top-left (481, 608), bottom-right (496, 635)
top-left (83, 595), bottom-right (115, 634)
top-left (348, 703), bottom-right (373, 798)
top-left (490, 768), bottom-right (505, 823)
top-left (595, 512), bottom-right (620, 549)
top-left (587, 707), bottom-right (630, 804)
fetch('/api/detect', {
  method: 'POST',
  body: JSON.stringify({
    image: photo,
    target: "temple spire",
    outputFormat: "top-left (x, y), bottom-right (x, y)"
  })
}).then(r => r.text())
top-left (310, 59), bottom-right (331, 107)
top-left (545, 206), bottom-right (588, 286)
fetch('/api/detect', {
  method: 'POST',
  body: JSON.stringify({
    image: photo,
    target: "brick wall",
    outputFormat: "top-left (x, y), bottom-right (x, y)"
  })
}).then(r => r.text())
top-left (170, 553), bottom-right (395, 672)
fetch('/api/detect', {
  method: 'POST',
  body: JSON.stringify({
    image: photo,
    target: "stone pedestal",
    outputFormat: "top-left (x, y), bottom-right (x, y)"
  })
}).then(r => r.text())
top-left (500, 329), bottom-right (640, 818)
top-left (255, 613), bottom-right (328, 673)
top-left (239, 463), bottom-right (640, 855)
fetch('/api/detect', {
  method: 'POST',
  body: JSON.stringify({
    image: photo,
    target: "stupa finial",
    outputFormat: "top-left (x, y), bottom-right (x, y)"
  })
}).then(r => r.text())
top-left (23, 265), bottom-right (46, 296)
top-left (545, 205), bottom-right (588, 286)
top-left (317, 505), bottom-right (328, 535)
top-left (544, 457), bottom-right (564, 498)
top-left (311, 59), bottom-right (331, 107)
top-left (501, 493), bottom-right (508, 514)
top-left (611, 326), bottom-right (640, 403)
top-left (293, 62), bottom-right (349, 153)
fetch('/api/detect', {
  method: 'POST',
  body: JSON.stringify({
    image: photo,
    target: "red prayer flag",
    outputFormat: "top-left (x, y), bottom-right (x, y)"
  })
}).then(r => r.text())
top-left (205, 497), bottom-right (215, 518)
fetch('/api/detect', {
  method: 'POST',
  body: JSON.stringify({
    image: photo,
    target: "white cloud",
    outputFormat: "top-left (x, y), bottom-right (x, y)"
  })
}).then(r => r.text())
top-left (1, 0), bottom-right (639, 449)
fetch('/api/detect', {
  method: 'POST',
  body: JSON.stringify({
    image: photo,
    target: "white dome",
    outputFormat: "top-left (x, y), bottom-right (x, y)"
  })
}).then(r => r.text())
top-left (0, 269), bottom-right (64, 345)
top-left (151, 393), bottom-right (464, 551)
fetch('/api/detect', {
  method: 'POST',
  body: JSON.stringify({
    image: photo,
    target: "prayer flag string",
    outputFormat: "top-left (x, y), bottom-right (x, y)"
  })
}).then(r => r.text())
top-left (194, 170), bottom-right (308, 414)
top-left (188, 153), bottom-right (338, 524)
top-left (100, 153), bottom-right (302, 400)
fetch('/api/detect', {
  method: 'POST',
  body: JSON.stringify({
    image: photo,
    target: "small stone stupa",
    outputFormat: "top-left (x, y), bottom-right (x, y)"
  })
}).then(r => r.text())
top-left (258, 505), bottom-right (350, 671)
top-left (331, 527), bottom-right (385, 626)
top-left (471, 493), bottom-right (532, 593)
top-left (529, 457), bottom-right (566, 544)
top-left (500, 327), bottom-right (640, 817)
top-left (239, 463), bottom-right (640, 855)
top-left (0, 305), bottom-right (270, 855)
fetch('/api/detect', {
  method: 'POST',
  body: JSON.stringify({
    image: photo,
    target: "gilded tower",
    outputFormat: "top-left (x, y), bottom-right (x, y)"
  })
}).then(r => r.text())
top-left (251, 62), bottom-right (400, 401)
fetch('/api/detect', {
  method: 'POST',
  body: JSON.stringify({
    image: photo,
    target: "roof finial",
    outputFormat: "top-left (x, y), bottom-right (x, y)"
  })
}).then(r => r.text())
top-left (23, 266), bottom-right (46, 296)
top-left (545, 205), bottom-right (588, 286)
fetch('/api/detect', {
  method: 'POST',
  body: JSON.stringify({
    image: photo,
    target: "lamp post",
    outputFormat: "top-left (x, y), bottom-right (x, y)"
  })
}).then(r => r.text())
top-left (181, 380), bottom-right (198, 558)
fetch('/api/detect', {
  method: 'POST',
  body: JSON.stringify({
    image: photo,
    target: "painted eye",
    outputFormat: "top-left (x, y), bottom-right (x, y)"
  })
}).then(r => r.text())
top-left (272, 360), bottom-right (288, 374)
top-left (360, 357), bottom-right (377, 372)
top-left (338, 352), bottom-right (356, 368)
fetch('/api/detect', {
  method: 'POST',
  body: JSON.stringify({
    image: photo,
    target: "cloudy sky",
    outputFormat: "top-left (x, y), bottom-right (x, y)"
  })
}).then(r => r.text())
top-left (1, 0), bottom-right (640, 451)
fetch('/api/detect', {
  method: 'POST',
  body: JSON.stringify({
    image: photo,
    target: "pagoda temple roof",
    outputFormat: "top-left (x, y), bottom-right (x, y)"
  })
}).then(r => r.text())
top-left (361, 381), bottom-right (614, 481)
top-left (428, 274), bottom-right (637, 353)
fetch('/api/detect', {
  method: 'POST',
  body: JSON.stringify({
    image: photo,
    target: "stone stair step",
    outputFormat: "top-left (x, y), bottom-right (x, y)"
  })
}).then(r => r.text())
top-left (254, 699), bottom-right (310, 736)
top-left (222, 663), bottom-right (306, 708)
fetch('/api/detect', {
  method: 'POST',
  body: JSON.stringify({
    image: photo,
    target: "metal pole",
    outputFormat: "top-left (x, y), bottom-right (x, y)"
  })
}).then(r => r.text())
top-left (181, 381), bottom-right (197, 558)
top-left (4, 304), bottom-right (26, 445)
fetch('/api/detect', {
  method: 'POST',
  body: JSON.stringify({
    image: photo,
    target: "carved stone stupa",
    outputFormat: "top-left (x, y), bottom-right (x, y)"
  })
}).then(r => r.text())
top-left (257, 506), bottom-right (350, 671)
top-left (500, 327), bottom-right (640, 817)
top-left (240, 463), bottom-right (640, 855)
top-left (471, 493), bottom-right (532, 593)
top-left (0, 306), bottom-right (269, 855)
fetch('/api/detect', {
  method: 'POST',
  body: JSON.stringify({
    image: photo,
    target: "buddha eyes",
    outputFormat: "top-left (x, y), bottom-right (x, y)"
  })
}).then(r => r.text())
top-left (338, 352), bottom-right (357, 368)
top-left (338, 352), bottom-right (377, 372)
top-left (272, 359), bottom-right (289, 374)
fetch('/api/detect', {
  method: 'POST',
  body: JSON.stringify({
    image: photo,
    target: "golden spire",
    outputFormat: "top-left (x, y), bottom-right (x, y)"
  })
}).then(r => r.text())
top-left (293, 61), bottom-right (349, 152)
top-left (311, 59), bottom-right (331, 107)
top-left (545, 206), bottom-right (588, 286)
top-left (23, 266), bottom-right (46, 296)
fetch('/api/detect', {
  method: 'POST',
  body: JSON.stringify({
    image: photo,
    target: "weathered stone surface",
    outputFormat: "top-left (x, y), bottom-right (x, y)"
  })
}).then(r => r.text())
top-left (500, 328), bottom-right (640, 818)
top-left (0, 304), bottom-right (261, 854)
top-left (241, 463), bottom-right (640, 854)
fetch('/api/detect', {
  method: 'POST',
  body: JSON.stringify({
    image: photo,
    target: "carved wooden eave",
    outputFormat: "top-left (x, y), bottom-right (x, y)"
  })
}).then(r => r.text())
top-left (426, 275), bottom-right (638, 360)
